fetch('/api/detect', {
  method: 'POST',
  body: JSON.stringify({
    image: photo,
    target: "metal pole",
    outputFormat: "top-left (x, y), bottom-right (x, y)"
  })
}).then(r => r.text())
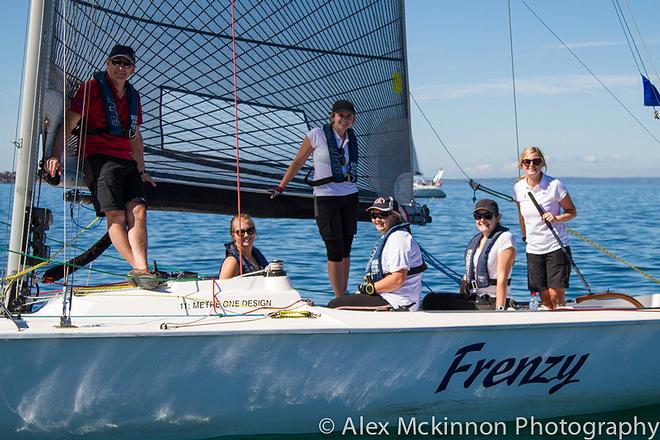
top-left (527, 191), bottom-right (592, 294)
top-left (5, 0), bottom-right (45, 305)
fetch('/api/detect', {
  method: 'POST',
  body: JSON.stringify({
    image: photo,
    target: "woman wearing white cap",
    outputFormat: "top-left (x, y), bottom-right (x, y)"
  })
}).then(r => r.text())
top-left (328, 196), bottom-right (426, 311)
top-left (463, 199), bottom-right (516, 311)
top-left (270, 100), bottom-right (359, 298)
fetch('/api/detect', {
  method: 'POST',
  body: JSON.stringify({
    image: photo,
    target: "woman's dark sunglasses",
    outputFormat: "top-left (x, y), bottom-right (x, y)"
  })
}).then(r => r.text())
top-left (370, 211), bottom-right (391, 220)
top-left (473, 212), bottom-right (494, 221)
top-left (521, 158), bottom-right (542, 167)
top-left (234, 227), bottom-right (256, 236)
top-left (111, 59), bottom-right (134, 67)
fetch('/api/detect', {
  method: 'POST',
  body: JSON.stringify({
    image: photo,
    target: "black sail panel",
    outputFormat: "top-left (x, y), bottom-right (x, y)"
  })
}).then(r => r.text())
top-left (44, 0), bottom-right (413, 217)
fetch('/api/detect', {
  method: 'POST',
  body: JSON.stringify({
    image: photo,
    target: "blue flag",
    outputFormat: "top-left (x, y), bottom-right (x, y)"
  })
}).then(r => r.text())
top-left (642, 75), bottom-right (660, 106)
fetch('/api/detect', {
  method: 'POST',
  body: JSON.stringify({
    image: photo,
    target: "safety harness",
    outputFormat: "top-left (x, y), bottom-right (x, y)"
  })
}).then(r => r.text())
top-left (365, 222), bottom-right (427, 282)
top-left (464, 224), bottom-right (511, 291)
top-left (306, 124), bottom-right (358, 186)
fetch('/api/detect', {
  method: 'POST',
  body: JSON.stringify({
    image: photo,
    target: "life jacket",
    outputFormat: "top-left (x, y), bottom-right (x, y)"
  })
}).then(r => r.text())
top-left (464, 224), bottom-right (510, 291)
top-left (364, 222), bottom-right (427, 282)
top-left (306, 124), bottom-right (358, 186)
top-left (224, 243), bottom-right (269, 274)
top-left (88, 71), bottom-right (139, 139)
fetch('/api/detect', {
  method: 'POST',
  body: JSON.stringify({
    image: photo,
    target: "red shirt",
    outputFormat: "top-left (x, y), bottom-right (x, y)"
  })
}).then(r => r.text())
top-left (70, 74), bottom-right (143, 160)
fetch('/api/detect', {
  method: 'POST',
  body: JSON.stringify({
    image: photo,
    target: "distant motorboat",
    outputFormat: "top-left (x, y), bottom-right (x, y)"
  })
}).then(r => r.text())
top-left (414, 169), bottom-right (446, 198)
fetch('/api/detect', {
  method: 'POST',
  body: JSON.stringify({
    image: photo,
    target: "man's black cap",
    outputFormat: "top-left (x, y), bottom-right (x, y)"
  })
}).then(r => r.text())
top-left (108, 45), bottom-right (136, 64)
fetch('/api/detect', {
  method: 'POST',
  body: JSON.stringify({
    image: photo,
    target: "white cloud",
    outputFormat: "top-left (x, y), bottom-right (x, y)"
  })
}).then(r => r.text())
top-left (414, 74), bottom-right (639, 101)
top-left (544, 41), bottom-right (625, 50)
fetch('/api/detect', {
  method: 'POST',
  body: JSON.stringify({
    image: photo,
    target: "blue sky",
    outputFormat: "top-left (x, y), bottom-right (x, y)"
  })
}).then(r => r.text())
top-left (1, 1), bottom-right (659, 178)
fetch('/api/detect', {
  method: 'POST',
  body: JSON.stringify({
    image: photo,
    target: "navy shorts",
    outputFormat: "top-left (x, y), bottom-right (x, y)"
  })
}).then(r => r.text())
top-left (85, 154), bottom-right (146, 217)
top-left (526, 247), bottom-right (571, 292)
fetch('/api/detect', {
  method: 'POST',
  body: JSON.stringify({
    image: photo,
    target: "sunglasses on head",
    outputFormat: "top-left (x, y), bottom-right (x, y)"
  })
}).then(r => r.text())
top-left (473, 211), bottom-right (494, 221)
top-left (521, 158), bottom-right (542, 167)
top-left (111, 59), bottom-right (134, 67)
top-left (370, 211), bottom-right (391, 220)
top-left (234, 227), bottom-right (256, 236)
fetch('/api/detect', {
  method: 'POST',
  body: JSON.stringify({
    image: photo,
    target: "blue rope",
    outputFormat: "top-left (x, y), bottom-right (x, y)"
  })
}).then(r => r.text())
top-left (420, 246), bottom-right (462, 285)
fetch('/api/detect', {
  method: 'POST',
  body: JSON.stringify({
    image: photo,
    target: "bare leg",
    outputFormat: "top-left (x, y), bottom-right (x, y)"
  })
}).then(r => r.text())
top-left (327, 260), bottom-right (345, 297)
top-left (125, 201), bottom-right (149, 270)
top-left (548, 288), bottom-right (566, 308)
top-left (341, 256), bottom-right (350, 294)
top-left (105, 210), bottom-right (136, 268)
top-left (539, 288), bottom-right (554, 309)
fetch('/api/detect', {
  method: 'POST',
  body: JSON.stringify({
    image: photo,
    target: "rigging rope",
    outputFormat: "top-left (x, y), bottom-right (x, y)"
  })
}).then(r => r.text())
top-left (566, 227), bottom-right (660, 285)
top-left (231, 0), bottom-right (244, 275)
top-left (507, 0), bottom-right (521, 177)
top-left (519, 0), bottom-right (660, 143)
top-left (410, 93), bottom-right (471, 180)
top-left (622, 0), bottom-right (660, 85)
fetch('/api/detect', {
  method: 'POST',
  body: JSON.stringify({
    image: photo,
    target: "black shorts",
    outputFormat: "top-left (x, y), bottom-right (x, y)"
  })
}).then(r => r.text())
top-left (526, 247), bottom-right (571, 292)
top-left (314, 192), bottom-right (359, 241)
top-left (327, 294), bottom-right (390, 309)
top-left (84, 154), bottom-right (146, 217)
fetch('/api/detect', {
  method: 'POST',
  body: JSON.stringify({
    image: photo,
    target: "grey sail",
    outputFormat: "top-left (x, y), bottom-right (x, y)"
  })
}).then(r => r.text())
top-left (40, 0), bottom-right (414, 218)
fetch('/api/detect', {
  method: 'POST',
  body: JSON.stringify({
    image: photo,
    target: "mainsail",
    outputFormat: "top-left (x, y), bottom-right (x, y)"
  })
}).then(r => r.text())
top-left (41, 0), bottom-right (414, 218)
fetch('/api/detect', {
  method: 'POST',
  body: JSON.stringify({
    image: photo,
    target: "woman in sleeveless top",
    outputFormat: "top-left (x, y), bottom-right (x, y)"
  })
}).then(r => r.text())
top-left (220, 214), bottom-right (268, 279)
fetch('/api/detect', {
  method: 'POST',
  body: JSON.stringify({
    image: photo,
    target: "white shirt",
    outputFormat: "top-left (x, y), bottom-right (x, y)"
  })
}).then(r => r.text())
top-left (378, 229), bottom-right (423, 311)
top-left (471, 230), bottom-right (516, 297)
top-left (513, 173), bottom-right (569, 254)
top-left (307, 127), bottom-right (359, 197)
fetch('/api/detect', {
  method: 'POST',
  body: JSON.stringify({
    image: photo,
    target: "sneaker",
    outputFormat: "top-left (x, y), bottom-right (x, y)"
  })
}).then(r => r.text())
top-left (127, 269), bottom-right (161, 290)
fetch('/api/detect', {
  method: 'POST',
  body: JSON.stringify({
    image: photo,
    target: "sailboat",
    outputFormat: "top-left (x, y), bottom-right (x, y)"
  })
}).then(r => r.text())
top-left (413, 168), bottom-right (446, 198)
top-left (2, 1), bottom-right (660, 438)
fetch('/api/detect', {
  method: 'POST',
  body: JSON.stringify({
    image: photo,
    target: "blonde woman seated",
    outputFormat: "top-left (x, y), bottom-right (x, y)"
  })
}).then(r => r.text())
top-left (220, 214), bottom-right (268, 279)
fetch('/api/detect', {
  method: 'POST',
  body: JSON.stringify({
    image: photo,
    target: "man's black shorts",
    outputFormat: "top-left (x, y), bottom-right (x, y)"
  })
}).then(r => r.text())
top-left (84, 154), bottom-right (146, 217)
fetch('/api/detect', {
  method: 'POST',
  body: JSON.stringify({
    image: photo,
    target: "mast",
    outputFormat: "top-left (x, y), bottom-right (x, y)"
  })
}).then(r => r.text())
top-left (400, 0), bottom-right (415, 201)
top-left (5, 0), bottom-right (46, 305)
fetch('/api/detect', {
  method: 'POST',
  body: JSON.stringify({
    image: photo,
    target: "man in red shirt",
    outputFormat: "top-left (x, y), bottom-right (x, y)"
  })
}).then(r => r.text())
top-left (45, 45), bottom-right (158, 289)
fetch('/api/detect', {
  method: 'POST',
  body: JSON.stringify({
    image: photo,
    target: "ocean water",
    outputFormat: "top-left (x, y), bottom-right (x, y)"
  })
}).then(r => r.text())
top-left (3, 178), bottom-right (659, 304)
top-left (1, 178), bottom-right (659, 439)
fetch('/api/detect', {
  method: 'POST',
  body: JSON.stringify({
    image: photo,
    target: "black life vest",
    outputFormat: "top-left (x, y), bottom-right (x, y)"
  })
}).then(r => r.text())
top-left (364, 222), bottom-right (427, 282)
top-left (90, 71), bottom-right (139, 139)
top-left (224, 243), bottom-right (268, 275)
top-left (464, 224), bottom-right (510, 290)
top-left (306, 124), bottom-right (358, 186)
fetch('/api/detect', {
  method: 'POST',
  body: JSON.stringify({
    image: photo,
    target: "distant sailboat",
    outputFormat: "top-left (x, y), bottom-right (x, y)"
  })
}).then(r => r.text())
top-left (414, 168), bottom-right (446, 198)
top-left (411, 147), bottom-right (446, 198)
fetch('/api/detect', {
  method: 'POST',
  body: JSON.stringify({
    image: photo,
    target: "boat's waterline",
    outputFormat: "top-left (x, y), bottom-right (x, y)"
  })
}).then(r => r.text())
top-left (1, 276), bottom-right (660, 439)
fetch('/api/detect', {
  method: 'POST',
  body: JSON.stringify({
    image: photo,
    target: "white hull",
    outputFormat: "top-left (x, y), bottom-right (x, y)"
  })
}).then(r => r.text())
top-left (1, 276), bottom-right (660, 438)
top-left (413, 185), bottom-right (447, 198)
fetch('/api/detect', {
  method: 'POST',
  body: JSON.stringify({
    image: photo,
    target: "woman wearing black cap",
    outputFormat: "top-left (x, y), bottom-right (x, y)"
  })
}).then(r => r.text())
top-left (328, 196), bottom-right (426, 311)
top-left (269, 100), bottom-right (359, 298)
top-left (463, 199), bottom-right (516, 311)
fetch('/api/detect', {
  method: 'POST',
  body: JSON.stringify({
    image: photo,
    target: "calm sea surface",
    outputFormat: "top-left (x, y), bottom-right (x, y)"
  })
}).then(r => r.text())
top-left (1, 178), bottom-right (659, 439)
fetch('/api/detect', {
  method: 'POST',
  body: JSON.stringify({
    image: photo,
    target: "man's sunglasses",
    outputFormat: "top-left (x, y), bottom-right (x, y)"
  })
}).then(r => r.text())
top-left (111, 59), bottom-right (134, 67)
